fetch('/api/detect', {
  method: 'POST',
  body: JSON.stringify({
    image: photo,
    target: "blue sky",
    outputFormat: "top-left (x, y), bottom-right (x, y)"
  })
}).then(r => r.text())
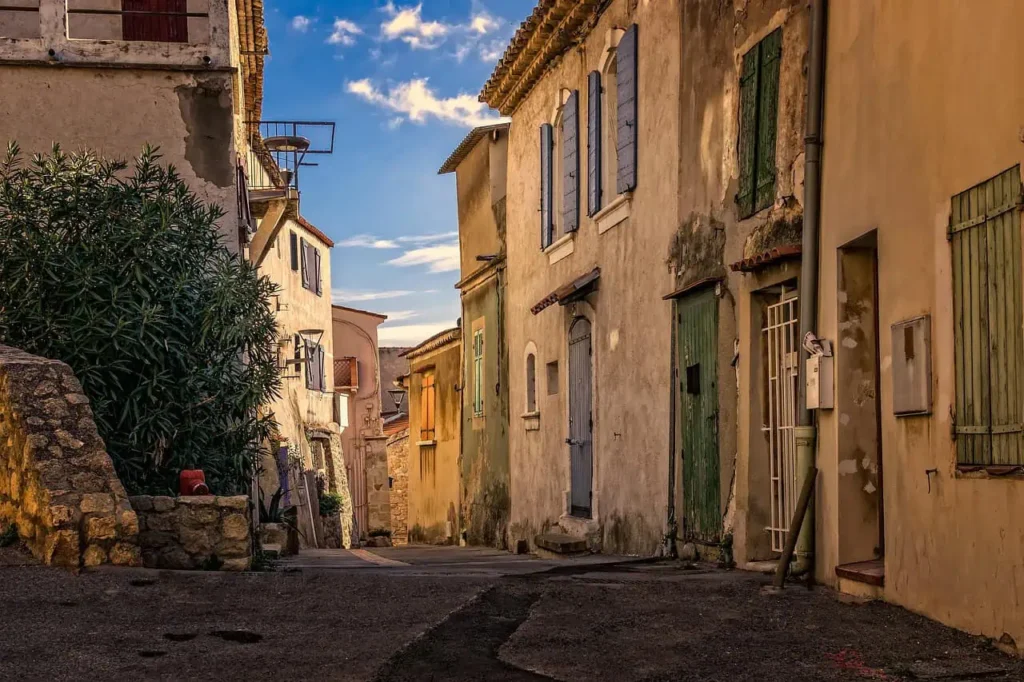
top-left (261, 1), bottom-right (530, 346)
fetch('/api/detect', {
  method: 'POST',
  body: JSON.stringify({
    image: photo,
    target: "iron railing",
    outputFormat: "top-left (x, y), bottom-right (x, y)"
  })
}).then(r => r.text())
top-left (246, 121), bottom-right (336, 193)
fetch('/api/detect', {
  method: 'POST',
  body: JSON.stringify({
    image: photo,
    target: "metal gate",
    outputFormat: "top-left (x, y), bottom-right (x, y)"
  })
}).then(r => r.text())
top-left (568, 317), bottom-right (593, 518)
top-left (677, 288), bottom-right (722, 544)
top-left (763, 288), bottom-right (799, 553)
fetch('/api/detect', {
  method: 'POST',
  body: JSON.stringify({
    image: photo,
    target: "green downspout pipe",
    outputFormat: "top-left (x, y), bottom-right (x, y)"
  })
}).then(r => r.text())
top-left (793, 0), bottom-right (828, 577)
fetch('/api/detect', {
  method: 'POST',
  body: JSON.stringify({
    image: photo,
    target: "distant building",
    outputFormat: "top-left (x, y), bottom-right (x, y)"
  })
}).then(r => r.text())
top-left (379, 347), bottom-right (412, 435)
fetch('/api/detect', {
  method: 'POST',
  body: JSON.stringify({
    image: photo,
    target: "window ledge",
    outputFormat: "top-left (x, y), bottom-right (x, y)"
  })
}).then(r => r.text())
top-left (594, 192), bottom-right (632, 234)
top-left (544, 232), bottom-right (575, 264)
top-left (955, 465), bottom-right (1024, 480)
top-left (417, 440), bottom-right (437, 447)
top-left (522, 411), bottom-right (541, 431)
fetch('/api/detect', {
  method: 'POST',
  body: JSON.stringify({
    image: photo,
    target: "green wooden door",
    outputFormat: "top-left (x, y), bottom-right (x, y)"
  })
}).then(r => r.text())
top-left (677, 288), bottom-right (722, 544)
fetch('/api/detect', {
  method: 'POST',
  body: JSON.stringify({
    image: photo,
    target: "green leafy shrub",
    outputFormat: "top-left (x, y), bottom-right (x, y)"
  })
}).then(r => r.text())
top-left (318, 492), bottom-right (343, 517)
top-left (0, 144), bottom-right (280, 495)
top-left (0, 523), bottom-right (18, 548)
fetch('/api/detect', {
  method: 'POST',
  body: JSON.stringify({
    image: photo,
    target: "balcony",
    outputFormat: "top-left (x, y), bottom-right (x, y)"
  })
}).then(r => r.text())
top-left (0, 0), bottom-right (230, 68)
top-left (246, 120), bottom-right (336, 197)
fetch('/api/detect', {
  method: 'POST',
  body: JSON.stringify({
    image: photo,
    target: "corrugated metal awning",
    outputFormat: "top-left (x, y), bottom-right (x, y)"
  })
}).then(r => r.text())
top-left (531, 267), bottom-right (601, 315)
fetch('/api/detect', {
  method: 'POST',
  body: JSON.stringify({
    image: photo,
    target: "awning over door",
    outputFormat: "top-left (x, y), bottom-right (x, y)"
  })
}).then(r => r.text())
top-left (530, 267), bottom-right (601, 315)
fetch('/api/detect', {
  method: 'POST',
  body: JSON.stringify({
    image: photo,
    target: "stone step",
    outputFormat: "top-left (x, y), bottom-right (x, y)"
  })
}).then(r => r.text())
top-left (535, 532), bottom-right (588, 555)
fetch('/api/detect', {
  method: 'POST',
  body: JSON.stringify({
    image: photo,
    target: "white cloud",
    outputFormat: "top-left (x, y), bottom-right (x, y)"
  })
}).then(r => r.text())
top-left (327, 18), bottom-right (363, 46)
top-left (336, 234), bottom-right (399, 249)
top-left (378, 311), bottom-right (418, 323)
top-left (388, 243), bottom-right (460, 273)
top-left (346, 78), bottom-right (505, 128)
top-left (381, 2), bottom-right (449, 50)
top-left (291, 15), bottom-right (312, 32)
top-left (333, 289), bottom-right (434, 304)
top-left (386, 117), bottom-right (405, 131)
top-left (479, 39), bottom-right (505, 62)
top-left (469, 13), bottom-right (499, 35)
top-left (378, 322), bottom-right (458, 347)
top-left (397, 232), bottom-right (459, 244)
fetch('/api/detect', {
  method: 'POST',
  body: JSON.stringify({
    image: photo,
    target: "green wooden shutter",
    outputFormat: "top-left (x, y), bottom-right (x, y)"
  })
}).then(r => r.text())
top-left (737, 45), bottom-right (759, 218)
top-left (473, 330), bottom-right (484, 416)
top-left (951, 165), bottom-right (1024, 466)
top-left (755, 28), bottom-right (782, 213)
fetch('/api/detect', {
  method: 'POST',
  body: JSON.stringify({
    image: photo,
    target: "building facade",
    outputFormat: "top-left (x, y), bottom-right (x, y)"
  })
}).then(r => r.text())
top-left (402, 329), bottom-right (461, 545)
top-left (441, 123), bottom-right (512, 549)
top-left (0, 0), bottom-right (261, 254)
top-left (332, 305), bottom-right (388, 540)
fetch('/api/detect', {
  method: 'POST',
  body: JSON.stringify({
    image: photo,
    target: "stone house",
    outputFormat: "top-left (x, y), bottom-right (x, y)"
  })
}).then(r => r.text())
top-left (806, 0), bottom-right (1024, 652)
top-left (401, 328), bottom-right (462, 545)
top-left (0, 0), bottom-right (266, 254)
top-left (332, 305), bottom-right (389, 540)
top-left (440, 123), bottom-right (512, 549)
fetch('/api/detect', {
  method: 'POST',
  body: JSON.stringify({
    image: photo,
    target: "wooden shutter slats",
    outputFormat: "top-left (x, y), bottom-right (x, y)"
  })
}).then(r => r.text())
top-left (563, 90), bottom-right (580, 233)
top-left (300, 237), bottom-right (310, 289)
top-left (737, 45), bottom-right (760, 218)
top-left (314, 248), bottom-right (323, 296)
top-left (122, 0), bottom-right (188, 43)
top-left (540, 124), bottom-right (554, 248)
top-left (616, 24), bottom-right (638, 195)
top-left (588, 71), bottom-right (602, 216)
top-left (755, 28), bottom-right (782, 213)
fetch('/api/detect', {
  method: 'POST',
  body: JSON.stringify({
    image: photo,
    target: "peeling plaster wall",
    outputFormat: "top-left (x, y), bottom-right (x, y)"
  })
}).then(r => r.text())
top-left (816, 0), bottom-right (1024, 650)
top-left (0, 66), bottom-right (243, 253)
top-left (671, 0), bottom-right (809, 565)
top-left (504, 0), bottom-right (681, 556)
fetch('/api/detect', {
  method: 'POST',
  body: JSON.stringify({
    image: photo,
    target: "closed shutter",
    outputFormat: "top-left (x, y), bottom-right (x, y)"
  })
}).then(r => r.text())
top-left (562, 90), bottom-right (580, 233)
top-left (300, 238), bottom-right (310, 289)
top-left (290, 232), bottom-right (299, 271)
top-left (473, 330), bottom-right (484, 416)
top-left (304, 340), bottom-right (314, 389)
top-left (237, 163), bottom-right (253, 236)
top-left (737, 46), bottom-right (759, 218)
top-left (540, 124), bottom-right (554, 248)
top-left (122, 0), bottom-right (188, 42)
top-left (318, 346), bottom-right (326, 393)
top-left (616, 24), bottom-right (638, 195)
top-left (314, 248), bottom-right (323, 296)
top-left (587, 71), bottom-right (602, 216)
top-left (951, 165), bottom-right (1024, 466)
top-left (755, 28), bottom-right (782, 213)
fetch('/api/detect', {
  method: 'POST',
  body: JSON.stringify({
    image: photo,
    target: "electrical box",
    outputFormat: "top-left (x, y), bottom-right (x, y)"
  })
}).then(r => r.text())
top-left (806, 355), bottom-right (834, 410)
top-left (891, 315), bottom-right (932, 416)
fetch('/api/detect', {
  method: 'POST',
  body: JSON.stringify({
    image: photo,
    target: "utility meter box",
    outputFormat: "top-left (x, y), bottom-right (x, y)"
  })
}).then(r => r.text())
top-left (891, 315), bottom-right (932, 416)
top-left (806, 355), bottom-right (834, 410)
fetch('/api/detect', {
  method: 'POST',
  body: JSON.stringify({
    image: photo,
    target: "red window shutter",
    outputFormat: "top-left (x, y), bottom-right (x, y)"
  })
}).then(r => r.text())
top-left (122, 0), bottom-right (188, 43)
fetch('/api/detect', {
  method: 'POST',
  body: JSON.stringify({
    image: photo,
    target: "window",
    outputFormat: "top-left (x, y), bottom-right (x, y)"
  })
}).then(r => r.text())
top-left (951, 165), bottom-right (1024, 467)
top-left (122, 0), bottom-right (188, 43)
top-left (473, 329), bottom-right (485, 417)
top-left (737, 28), bottom-right (782, 219)
top-left (290, 232), bottom-right (299, 271)
top-left (300, 238), bottom-right (310, 289)
top-left (420, 372), bottom-right (436, 441)
top-left (526, 354), bottom-right (537, 412)
top-left (303, 339), bottom-right (327, 393)
top-left (540, 89), bottom-right (580, 248)
top-left (299, 238), bottom-right (322, 294)
top-left (546, 360), bottom-right (559, 396)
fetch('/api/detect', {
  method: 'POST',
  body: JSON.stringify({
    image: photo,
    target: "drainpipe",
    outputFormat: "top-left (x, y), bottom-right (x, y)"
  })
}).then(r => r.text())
top-left (793, 0), bottom-right (828, 577)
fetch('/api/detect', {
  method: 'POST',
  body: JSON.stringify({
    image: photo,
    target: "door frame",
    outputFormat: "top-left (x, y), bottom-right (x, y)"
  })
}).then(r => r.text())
top-left (562, 301), bottom-right (598, 521)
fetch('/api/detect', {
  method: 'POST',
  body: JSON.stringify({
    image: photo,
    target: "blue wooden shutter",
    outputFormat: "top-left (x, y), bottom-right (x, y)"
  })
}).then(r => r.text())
top-left (736, 44), bottom-right (760, 218)
top-left (755, 28), bottom-right (782, 213)
top-left (616, 24), bottom-right (638, 195)
top-left (563, 90), bottom-right (580, 233)
top-left (540, 124), bottom-right (554, 248)
top-left (588, 71), bottom-right (602, 216)
top-left (314, 248), bottom-right (323, 296)
top-left (300, 238), bottom-right (310, 289)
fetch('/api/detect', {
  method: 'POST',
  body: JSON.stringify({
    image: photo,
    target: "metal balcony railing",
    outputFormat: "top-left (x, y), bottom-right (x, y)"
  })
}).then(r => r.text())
top-left (246, 121), bottom-right (336, 194)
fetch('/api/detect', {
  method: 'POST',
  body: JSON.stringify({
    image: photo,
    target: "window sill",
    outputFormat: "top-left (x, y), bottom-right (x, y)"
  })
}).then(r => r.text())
top-left (417, 440), bottom-right (437, 447)
top-left (594, 192), bottom-right (632, 234)
top-left (544, 232), bottom-right (575, 265)
top-left (522, 411), bottom-right (540, 431)
top-left (955, 464), bottom-right (1024, 480)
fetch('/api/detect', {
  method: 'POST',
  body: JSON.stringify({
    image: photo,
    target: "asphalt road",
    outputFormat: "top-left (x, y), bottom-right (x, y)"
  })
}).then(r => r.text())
top-left (0, 545), bottom-right (1020, 681)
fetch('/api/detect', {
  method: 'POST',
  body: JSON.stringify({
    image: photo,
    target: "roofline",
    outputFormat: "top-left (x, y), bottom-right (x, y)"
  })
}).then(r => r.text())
top-left (400, 327), bottom-right (461, 359)
top-left (438, 122), bottom-right (511, 175)
top-left (296, 216), bottom-right (335, 248)
top-left (331, 304), bottom-right (388, 321)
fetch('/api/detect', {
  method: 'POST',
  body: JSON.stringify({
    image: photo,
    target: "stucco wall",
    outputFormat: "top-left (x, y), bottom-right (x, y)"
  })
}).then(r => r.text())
top-left (0, 346), bottom-right (140, 568)
top-left (260, 219), bottom-right (335, 478)
top-left (407, 341), bottom-right (461, 545)
top-left (457, 132), bottom-right (507, 274)
top-left (0, 66), bottom-right (243, 253)
top-left (505, 0), bottom-right (682, 555)
top-left (461, 274), bottom-right (510, 549)
top-left (815, 0), bottom-right (1024, 649)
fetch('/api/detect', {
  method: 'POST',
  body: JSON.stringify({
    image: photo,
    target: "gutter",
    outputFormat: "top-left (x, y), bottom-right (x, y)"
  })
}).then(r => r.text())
top-left (791, 0), bottom-right (828, 577)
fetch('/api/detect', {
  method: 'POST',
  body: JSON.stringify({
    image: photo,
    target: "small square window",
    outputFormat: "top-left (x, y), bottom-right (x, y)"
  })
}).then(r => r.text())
top-left (686, 364), bottom-right (701, 395)
top-left (546, 361), bottom-right (559, 396)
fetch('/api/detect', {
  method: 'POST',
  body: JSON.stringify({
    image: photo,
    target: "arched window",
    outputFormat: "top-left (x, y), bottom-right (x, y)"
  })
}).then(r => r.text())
top-left (526, 353), bottom-right (537, 413)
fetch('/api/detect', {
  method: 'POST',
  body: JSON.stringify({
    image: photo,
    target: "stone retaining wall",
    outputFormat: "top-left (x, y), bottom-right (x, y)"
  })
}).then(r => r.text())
top-left (0, 345), bottom-right (140, 568)
top-left (387, 429), bottom-right (409, 545)
top-left (130, 495), bottom-right (251, 571)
